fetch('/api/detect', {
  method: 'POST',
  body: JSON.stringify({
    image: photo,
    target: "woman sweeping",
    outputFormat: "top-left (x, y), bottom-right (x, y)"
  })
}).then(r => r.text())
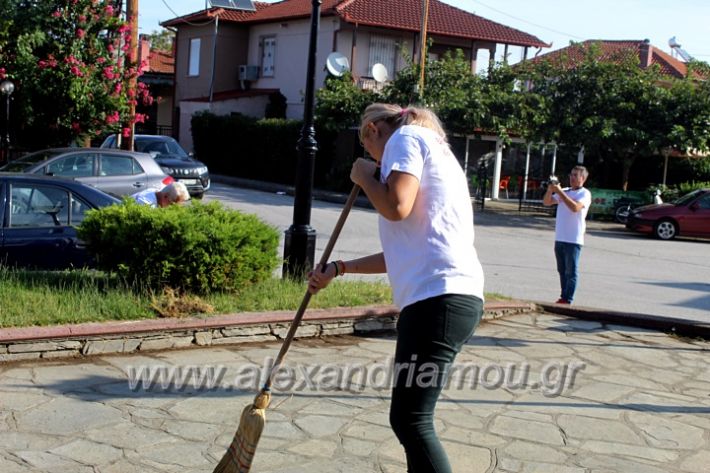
top-left (308, 103), bottom-right (485, 472)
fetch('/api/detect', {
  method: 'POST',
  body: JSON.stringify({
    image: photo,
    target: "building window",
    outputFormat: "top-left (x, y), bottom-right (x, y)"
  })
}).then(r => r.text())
top-left (188, 38), bottom-right (201, 76)
top-left (475, 48), bottom-right (491, 76)
top-left (261, 37), bottom-right (276, 77)
top-left (368, 34), bottom-right (396, 78)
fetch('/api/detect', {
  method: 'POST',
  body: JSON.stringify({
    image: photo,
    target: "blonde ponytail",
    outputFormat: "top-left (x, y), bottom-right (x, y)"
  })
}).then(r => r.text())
top-left (359, 103), bottom-right (447, 143)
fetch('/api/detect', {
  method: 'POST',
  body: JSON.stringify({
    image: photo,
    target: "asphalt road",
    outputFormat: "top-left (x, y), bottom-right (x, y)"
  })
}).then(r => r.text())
top-left (205, 183), bottom-right (709, 322)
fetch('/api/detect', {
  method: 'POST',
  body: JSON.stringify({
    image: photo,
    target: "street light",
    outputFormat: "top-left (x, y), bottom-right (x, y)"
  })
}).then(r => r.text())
top-left (283, 0), bottom-right (321, 279)
top-left (0, 79), bottom-right (14, 163)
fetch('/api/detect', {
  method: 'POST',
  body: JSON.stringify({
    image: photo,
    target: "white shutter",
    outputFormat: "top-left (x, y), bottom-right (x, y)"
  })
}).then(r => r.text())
top-left (188, 38), bottom-right (201, 76)
top-left (262, 37), bottom-right (276, 77)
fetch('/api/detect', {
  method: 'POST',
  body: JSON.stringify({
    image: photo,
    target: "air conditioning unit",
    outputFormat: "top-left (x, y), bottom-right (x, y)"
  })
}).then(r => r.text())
top-left (238, 65), bottom-right (259, 81)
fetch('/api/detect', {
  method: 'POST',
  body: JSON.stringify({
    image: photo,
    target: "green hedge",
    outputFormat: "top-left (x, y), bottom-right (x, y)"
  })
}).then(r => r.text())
top-left (191, 112), bottom-right (346, 191)
top-left (77, 200), bottom-right (280, 293)
top-left (658, 180), bottom-right (710, 201)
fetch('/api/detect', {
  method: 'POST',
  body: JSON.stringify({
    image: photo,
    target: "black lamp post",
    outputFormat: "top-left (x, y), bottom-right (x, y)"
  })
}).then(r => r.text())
top-left (0, 79), bottom-right (14, 163)
top-left (283, 0), bottom-right (321, 279)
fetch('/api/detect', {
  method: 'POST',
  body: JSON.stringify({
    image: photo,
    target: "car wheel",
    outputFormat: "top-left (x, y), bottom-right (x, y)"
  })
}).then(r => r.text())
top-left (614, 205), bottom-right (631, 224)
top-left (654, 219), bottom-right (677, 240)
top-left (192, 192), bottom-right (204, 200)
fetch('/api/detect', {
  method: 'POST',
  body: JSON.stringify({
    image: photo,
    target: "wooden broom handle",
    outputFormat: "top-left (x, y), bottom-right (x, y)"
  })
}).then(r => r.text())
top-left (264, 185), bottom-right (361, 391)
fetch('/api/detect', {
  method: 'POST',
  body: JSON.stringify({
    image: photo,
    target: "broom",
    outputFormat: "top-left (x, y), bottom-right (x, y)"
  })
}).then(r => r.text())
top-left (213, 184), bottom-right (361, 473)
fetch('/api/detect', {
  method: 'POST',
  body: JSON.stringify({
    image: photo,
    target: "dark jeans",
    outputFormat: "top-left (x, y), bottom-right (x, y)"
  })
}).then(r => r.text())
top-left (554, 241), bottom-right (582, 303)
top-left (390, 294), bottom-right (483, 473)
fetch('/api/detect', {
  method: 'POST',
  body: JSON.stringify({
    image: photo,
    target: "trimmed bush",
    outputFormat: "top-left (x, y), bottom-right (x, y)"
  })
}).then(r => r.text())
top-left (191, 111), bottom-right (348, 192)
top-left (77, 200), bottom-right (280, 293)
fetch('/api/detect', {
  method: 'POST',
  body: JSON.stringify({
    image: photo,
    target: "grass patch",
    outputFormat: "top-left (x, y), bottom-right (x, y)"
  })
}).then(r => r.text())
top-left (484, 292), bottom-right (512, 301)
top-left (0, 268), bottom-right (393, 328)
top-left (1, 268), bottom-right (505, 329)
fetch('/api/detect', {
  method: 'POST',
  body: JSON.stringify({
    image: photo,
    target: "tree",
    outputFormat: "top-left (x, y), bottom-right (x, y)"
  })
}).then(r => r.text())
top-left (661, 76), bottom-right (710, 155)
top-left (0, 0), bottom-right (152, 149)
top-left (314, 71), bottom-right (376, 132)
top-left (480, 61), bottom-right (548, 144)
top-left (315, 49), bottom-right (488, 135)
top-left (382, 49), bottom-right (486, 135)
top-left (523, 44), bottom-right (673, 189)
top-left (145, 29), bottom-right (174, 52)
top-left (312, 41), bottom-right (710, 190)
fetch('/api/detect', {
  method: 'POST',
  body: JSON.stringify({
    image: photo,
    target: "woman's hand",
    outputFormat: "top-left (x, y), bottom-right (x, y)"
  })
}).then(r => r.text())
top-left (307, 263), bottom-right (336, 294)
top-left (350, 158), bottom-right (378, 186)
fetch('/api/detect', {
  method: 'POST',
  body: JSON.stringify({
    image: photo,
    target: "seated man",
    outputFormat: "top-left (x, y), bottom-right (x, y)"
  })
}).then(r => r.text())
top-left (131, 182), bottom-right (190, 208)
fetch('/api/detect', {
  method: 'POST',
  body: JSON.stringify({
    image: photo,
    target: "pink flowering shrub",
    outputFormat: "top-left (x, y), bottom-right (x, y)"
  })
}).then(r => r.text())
top-left (0, 0), bottom-right (154, 147)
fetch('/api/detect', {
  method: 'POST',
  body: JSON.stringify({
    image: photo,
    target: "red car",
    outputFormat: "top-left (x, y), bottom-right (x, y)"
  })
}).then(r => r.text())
top-left (626, 189), bottom-right (710, 240)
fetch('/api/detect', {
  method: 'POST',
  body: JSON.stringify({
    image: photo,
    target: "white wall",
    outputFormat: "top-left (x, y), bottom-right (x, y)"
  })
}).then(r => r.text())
top-left (178, 96), bottom-right (270, 152)
top-left (342, 28), bottom-right (413, 79)
top-left (178, 101), bottom-right (210, 153)
top-left (246, 18), bottom-right (340, 119)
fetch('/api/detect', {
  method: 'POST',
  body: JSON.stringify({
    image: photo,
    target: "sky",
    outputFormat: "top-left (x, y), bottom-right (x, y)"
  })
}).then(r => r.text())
top-left (139, 0), bottom-right (710, 62)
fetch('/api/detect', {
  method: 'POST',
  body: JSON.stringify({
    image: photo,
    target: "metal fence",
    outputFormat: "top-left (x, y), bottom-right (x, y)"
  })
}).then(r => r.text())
top-left (518, 179), bottom-right (555, 216)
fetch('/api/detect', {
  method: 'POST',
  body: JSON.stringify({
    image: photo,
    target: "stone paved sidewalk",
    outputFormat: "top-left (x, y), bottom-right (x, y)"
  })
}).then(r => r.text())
top-left (1, 312), bottom-right (709, 472)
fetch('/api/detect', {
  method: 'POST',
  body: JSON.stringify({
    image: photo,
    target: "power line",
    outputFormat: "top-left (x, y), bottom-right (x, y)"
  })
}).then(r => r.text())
top-left (158, 0), bottom-right (216, 27)
top-left (469, 0), bottom-right (586, 42)
top-left (467, 0), bottom-right (710, 59)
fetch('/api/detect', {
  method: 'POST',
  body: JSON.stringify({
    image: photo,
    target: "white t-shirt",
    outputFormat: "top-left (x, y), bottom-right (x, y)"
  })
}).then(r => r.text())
top-left (552, 187), bottom-right (592, 245)
top-left (378, 125), bottom-right (485, 309)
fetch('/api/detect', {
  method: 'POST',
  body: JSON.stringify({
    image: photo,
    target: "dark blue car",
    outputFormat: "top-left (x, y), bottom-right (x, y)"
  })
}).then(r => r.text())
top-left (0, 173), bottom-right (120, 269)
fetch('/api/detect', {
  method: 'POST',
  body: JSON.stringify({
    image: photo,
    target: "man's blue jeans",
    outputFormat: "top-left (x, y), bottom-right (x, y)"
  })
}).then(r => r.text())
top-left (554, 241), bottom-right (582, 303)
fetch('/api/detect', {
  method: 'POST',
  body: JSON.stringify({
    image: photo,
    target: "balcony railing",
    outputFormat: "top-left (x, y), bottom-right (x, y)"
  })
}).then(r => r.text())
top-left (357, 77), bottom-right (386, 91)
top-left (136, 124), bottom-right (173, 137)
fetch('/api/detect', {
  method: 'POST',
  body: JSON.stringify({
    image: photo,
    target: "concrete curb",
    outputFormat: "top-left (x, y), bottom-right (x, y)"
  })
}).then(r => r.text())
top-left (0, 301), bottom-right (535, 362)
top-left (537, 302), bottom-right (710, 339)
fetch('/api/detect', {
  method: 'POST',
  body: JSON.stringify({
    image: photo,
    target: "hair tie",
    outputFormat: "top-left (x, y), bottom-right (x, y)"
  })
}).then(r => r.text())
top-left (400, 108), bottom-right (409, 117)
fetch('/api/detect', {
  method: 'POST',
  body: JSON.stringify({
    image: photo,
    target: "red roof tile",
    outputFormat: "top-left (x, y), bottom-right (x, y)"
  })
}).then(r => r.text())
top-left (162, 2), bottom-right (272, 26)
top-left (242, 0), bottom-right (344, 21)
top-left (530, 40), bottom-right (699, 79)
top-left (147, 49), bottom-right (174, 74)
top-left (334, 0), bottom-right (548, 47)
top-left (163, 0), bottom-right (548, 48)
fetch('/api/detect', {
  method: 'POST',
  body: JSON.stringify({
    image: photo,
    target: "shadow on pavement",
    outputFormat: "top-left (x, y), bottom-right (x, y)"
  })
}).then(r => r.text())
top-left (468, 335), bottom-right (707, 352)
top-left (13, 374), bottom-right (710, 415)
top-left (639, 281), bottom-right (710, 311)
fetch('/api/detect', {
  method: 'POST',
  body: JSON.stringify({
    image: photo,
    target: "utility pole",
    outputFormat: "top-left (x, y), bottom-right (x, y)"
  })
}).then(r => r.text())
top-left (418, 0), bottom-right (430, 98)
top-left (121, 0), bottom-right (139, 151)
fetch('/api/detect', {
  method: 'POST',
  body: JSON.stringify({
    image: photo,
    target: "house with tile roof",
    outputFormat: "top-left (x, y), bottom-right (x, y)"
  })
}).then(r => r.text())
top-left (137, 35), bottom-right (176, 136)
top-left (529, 39), bottom-right (703, 80)
top-left (161, 0), bottom-right (548, 151)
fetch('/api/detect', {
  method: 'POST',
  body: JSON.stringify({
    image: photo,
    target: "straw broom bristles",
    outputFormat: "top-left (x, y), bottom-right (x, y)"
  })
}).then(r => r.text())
top-left (213, 389), bottom-right (271, 473)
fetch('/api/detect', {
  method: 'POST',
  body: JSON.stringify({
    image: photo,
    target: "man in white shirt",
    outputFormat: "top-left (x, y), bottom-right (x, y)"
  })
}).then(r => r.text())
top-left (131, 182), bottom-right (190, 208)
top-left (543, 166), bottom-right (592, 304)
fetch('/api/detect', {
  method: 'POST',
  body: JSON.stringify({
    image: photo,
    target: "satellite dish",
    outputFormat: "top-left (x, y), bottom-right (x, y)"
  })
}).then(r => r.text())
top-left (372, 63), bottom-right (389, 83)
top-left (326, 52), bottom-right (350, 77)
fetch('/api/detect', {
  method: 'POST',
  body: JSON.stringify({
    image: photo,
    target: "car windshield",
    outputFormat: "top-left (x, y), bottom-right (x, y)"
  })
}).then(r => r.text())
top-left (0, 150), bottom-right (65, 171)
top-left (672, 189), bottom-right (704, 206)
top-left (135, 137), bottom-right (189, 159)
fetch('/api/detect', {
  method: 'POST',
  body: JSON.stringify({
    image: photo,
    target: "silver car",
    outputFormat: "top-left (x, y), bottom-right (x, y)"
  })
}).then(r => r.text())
top-left (101, 134), bottom-right (210, 198)
top-left (0, 148), bottom-right (174, 197)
